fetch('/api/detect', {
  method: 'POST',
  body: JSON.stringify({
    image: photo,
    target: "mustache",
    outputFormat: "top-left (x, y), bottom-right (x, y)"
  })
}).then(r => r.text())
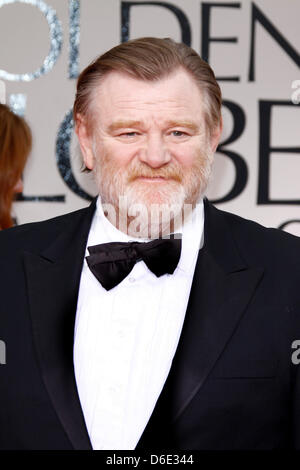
top-left (127, 163), bottom-right (184, 182)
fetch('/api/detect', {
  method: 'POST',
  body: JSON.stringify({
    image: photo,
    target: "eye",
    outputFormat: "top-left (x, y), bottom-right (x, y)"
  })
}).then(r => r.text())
top-left (171, 130), bottom-right (188, 137)
top-left (119, 131), bottom-right (139, 137)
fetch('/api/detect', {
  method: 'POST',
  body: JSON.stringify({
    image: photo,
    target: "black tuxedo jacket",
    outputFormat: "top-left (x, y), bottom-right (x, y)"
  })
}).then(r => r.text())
top-left (1, 198), bottom-right (300, 450)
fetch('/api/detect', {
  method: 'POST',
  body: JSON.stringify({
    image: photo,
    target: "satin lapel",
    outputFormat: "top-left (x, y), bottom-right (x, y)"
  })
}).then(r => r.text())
top-left (168, 200), bottom-right (264, 421)
top-left (168, 250), bottom-right (264, 422)
top-left (23, 200), bottom-right (96, 450)
top-left (136, 200), bottom-right (264, 447)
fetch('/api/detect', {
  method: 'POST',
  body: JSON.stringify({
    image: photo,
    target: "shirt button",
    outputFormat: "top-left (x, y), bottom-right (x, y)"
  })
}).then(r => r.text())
top-left (128, 277), bottom-right (135, 283)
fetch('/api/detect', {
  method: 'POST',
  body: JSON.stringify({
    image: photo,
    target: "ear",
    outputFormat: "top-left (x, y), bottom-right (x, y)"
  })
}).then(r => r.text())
top-left (75, 114), bottom-right (95, 170)
top-left (210, 116), bottom-right (223, 153)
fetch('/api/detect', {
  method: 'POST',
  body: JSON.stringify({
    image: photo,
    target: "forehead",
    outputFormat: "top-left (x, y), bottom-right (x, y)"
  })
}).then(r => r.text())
top-left (90, 68), bottom-right (205, 124)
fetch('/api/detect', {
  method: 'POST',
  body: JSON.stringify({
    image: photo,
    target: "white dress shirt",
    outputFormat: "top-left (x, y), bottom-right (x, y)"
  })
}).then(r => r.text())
top-left (73, 197), bottom-right (204, 450)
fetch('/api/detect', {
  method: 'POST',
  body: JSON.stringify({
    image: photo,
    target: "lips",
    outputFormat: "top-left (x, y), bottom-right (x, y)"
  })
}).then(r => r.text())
top-left (129, 174), bottom-right (181, 183)
top-left (137, 176), bottom-right (167, 181)
top-left (134, 175), bottom-right (180, 181)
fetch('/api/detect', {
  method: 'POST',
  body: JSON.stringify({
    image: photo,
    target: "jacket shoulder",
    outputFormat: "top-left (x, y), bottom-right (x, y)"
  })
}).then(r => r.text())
top-left (212, 203), bottom-right (300, 265)
top-left (0, 205), bottom-right (92, 253)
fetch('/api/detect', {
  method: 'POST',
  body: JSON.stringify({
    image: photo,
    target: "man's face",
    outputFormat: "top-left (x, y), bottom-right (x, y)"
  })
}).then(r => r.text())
top-left (77, 68), bottom-right (221, 236)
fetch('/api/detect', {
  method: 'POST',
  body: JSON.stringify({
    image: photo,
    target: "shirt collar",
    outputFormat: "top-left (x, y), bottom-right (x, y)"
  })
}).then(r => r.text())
top-left (177, 200), bottom-right (204, 274)
top-left (88, 196), bottom-right (204, 275)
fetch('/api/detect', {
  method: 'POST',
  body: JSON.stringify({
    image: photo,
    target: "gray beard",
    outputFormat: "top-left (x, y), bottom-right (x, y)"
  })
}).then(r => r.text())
top-left (92, 148), bottom-right (213, 238)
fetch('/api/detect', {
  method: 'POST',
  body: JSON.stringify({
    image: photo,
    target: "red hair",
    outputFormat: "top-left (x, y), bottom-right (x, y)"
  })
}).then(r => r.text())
top-left (0, 104), bottom-right (32, 229)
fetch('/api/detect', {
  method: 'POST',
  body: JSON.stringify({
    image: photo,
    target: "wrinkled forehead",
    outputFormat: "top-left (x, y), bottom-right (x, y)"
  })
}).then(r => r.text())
top-left (86, 68), bottom-right (207, 130)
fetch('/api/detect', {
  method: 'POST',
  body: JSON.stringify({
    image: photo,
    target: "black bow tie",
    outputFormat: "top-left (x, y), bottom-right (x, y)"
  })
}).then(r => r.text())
top-left (86, 236), bottom-right (182, 291)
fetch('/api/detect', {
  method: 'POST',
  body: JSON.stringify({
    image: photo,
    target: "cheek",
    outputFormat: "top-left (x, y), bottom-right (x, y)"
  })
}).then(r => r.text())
top-left (99, 140), bottom-right (137, 166)
top-left (172, 144), bottom-right (202, 168)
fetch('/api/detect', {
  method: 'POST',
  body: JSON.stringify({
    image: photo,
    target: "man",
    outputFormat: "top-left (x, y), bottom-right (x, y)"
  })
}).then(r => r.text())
top-left (1, 37), bottom-right (300, 450)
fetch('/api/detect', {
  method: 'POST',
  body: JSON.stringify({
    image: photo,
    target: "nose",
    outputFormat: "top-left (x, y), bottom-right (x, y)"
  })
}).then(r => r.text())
top-left (13, 178), bottom-right (23, 194)
top-left (138, 132), bottom-right (171, 168)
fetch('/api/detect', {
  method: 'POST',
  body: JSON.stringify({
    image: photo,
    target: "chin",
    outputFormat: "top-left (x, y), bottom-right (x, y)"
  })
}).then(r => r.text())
top-left (142, 193), bottom-right (177, 206)
top-left (128, 180), bottom-right (184, 206)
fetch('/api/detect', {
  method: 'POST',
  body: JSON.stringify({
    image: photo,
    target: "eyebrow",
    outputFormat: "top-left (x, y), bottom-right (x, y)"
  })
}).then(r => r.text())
top-left (107, 119), bottom-right (200, 133)
top-left (107, 121), bottom-right (142, 132)
top-left (164, 120), bottom-right (200, 132)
